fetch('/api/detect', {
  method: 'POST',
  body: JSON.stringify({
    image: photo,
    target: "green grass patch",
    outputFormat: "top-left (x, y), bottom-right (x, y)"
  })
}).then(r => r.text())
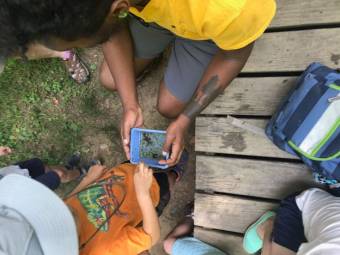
top-left (0, 58), bottom-right (87, 166)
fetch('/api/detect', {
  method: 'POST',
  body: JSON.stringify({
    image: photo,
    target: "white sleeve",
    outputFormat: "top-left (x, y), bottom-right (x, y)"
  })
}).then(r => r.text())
top-left (298, 241), bottom-right (340, 255)
top-left (295, 188), bottom-right (320, 211)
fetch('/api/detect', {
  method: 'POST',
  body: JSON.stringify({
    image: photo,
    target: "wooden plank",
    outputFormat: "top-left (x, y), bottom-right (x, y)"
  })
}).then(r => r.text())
top-left (196, 155), bottom-right (315, 199)
top-left (195, 117), bottom-right (297, 159)
top-left (194, 193), bottom-right (277, 233)
top-left (243, 28), bottom-right (340, 72)
top-left (202, 77), bottom-right (297, 116)
top-left (271, 0), bottom-right (340, 28)
top-left (195, 227), bottom-right (247, 255)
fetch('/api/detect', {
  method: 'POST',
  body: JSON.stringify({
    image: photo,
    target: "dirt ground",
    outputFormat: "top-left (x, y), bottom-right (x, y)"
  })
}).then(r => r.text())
top-left (78, 48), bottom-right (196, 255)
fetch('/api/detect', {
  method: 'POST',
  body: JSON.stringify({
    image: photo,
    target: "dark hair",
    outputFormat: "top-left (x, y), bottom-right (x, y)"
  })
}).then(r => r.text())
top-left (0, 0), bottom-right (114, 58)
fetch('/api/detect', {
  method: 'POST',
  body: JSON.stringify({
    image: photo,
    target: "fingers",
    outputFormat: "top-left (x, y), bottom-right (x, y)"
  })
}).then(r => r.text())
top-left (162, 132), bottom-right (174, 158)
top-left (159, 132), bottom-right (183, 166)
top-left (161, 140), bottom-right (183, 166)
top-left (5, 147), bottom-right (12, 154)
top-left (137, 162), bottom-right (152, 175)
top-left (121, 122), bottom-right (131, 159)
top-left (0, 146), bottom-right (12, 156)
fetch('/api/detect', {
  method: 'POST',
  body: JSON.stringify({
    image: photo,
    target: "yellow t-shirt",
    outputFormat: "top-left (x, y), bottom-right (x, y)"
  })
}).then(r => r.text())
top-left (130, 0), bottom-right (276, 50)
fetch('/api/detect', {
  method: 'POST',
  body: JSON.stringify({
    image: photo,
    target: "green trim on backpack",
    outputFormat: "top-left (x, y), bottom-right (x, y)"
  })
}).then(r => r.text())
top-left (288, 140), bottom-right (340, 161)
top-left (311, 118), bottom-right (340, 156)
top-left (329, 83), bottom-right (340, 91)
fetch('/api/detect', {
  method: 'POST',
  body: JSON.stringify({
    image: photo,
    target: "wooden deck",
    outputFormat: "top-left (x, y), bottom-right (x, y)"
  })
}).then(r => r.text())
top-left (193, 1), bottom-right (340, 254)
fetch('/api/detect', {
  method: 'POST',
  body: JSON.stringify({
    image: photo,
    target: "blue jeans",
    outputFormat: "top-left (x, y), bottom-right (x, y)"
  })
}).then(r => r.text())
top-left (172, 237), bottom-right (227, 255)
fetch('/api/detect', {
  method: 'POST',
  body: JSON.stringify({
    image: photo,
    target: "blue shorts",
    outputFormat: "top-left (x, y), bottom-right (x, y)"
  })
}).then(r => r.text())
top-left (272, 194), bottom-right (307, 252)
top-left (172, 237), bottom-right (227, 255)
top-left (17, 158), bottom-right (60, 190)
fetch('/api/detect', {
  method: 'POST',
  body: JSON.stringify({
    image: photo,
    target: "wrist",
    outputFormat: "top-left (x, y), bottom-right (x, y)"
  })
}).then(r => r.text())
top-left (136, 190), bottom-right (151, 201)
top-left (123, 103), bottom-right (141, 112)
top-left (177, 114), bottom-right (191, 129)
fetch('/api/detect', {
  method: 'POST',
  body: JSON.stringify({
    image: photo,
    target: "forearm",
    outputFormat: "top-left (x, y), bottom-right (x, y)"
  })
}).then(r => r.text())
top-left (182, 43), bottom-right (253, 122)
top-left (67, 176), bottom-right (94, 197)
top-left (102, 25), bottom-right (139, 109)
top-left (137, 193), bottom-right (160, 245)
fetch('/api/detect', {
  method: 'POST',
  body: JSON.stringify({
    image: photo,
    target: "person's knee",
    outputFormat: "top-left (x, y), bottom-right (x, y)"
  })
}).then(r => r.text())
top-left (157, 80), bottom-right (186, 118)
top-left (157, 99), bottom-right (180, 119)
top-left (99, 62), bottom-right (116, 91)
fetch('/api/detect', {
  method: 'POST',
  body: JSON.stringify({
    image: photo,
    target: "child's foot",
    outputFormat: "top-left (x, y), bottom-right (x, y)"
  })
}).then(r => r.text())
top-left (256, 216), bottom-right (275, 240)
top-left (62, 50), bottom-right (90, 84)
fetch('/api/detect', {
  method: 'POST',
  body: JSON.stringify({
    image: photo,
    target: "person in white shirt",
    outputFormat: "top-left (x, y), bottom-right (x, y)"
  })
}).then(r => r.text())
top-left (243, 188), bottom-right (340, 255)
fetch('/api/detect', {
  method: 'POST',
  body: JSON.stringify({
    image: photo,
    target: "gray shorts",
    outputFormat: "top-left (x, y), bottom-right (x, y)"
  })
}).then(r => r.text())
top-left (129, 15), bottom-right (219, 103)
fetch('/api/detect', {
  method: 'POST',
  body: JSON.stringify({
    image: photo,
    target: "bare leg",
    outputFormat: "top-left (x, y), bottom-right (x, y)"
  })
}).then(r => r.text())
top-left (157, 79), bottom-right (186, 119)
top-left (46, 165), bottom-right (80, 183)
top-left (167, 171), bottom-right (177, 192)
top-left (163, 217), bottom-right (194, 254)
top-left (25, 43), bottom-right (66, 60)
top-left (23, 43), bottom-right (90, 84)
top-left (258, 218), bottom-right (296, 255)
top-left (99, 57), bottom-right (155, 91)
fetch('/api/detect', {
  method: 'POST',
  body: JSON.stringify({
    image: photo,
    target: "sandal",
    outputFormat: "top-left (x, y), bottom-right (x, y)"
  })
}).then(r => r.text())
top-left (243, 211), bottom-right (276, 254)
top-left (62, 50), bottom-right (90, 84)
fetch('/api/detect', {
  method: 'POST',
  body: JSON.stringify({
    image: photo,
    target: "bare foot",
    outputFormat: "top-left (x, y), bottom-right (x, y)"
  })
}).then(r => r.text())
top-left (256, 216), bottom-right (275, 240)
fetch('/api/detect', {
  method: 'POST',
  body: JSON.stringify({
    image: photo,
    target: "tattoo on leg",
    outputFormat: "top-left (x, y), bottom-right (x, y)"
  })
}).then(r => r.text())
top-left (183, 75), bottom-right (221, 120)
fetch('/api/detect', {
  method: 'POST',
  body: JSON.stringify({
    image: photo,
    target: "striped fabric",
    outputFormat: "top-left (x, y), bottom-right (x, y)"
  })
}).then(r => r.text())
top-left (266, 63), bottom-right (340, 180)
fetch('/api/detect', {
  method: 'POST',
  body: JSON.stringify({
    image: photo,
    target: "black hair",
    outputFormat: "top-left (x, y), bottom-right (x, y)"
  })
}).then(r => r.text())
top-left (0, 0), bottom-right (114, 58)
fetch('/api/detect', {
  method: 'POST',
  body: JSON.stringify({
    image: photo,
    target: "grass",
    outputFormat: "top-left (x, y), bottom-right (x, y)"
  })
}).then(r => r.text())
top-left (0, 57), bottom-right (105, 166)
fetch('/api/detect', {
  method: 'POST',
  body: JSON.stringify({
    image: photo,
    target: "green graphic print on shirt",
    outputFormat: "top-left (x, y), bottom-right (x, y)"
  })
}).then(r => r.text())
top-left (77, 176), bottom-right (125, 232)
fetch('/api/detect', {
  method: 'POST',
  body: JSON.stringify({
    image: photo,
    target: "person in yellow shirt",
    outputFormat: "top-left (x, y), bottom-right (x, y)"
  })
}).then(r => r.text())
top-left (101, 0), bottom-right (276, 167)
top-left (0, 0), bottom-right (276, 165)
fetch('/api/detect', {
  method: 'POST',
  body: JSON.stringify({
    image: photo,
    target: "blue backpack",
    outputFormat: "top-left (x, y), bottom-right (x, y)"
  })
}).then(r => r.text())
top-left (266, 63), bottom-right (340, 181)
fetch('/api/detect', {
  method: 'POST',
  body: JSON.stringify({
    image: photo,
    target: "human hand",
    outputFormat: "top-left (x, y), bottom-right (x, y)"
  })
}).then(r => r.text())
top-left (86, 164), bottom-right (107, 182)
top-left (134, 162), bottom-right (153, 197)
top-left (0, 146), bottom-right (12, 156)
top-left (159, 115), bottom-right (190, 167)
top-left (121, 106), bottom-right (144, 159)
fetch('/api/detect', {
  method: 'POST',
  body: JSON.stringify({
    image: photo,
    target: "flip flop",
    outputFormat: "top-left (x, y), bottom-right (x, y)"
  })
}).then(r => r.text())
top-left (63, 50), bottom-right (90, 84)
top-left (243, 211), bottom-right (276, 254)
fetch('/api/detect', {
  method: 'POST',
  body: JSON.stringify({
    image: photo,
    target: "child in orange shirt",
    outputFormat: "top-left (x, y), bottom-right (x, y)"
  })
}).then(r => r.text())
top-left (0, 162), bottom-right (168, 255)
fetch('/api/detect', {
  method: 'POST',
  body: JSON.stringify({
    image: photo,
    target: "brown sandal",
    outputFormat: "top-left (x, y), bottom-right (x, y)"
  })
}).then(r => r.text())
top-left (63, 50), bottom-right (90, 84)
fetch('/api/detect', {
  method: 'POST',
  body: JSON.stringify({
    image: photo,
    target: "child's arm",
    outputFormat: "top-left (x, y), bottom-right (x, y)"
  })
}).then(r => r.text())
top-left (67, 165), bottom-right (107, 197)
top-left (0, 146), bottom-right (12, 156)
top-left (134, 163), bottom-right (160, 246)
top-left (161, 43), bottom-right (254, 166)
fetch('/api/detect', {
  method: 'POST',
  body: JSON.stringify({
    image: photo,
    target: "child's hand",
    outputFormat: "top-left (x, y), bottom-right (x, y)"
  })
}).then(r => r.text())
top-left (0, 146), bottom-right (12, 156)
top-left (86, 164), bottom-right (107, 182)
top-left (134, 163), bottom-right (153, 197)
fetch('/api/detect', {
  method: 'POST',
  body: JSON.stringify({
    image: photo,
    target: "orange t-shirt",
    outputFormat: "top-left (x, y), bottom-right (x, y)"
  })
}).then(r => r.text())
top-left (65, 163), bottom-right (160, 255)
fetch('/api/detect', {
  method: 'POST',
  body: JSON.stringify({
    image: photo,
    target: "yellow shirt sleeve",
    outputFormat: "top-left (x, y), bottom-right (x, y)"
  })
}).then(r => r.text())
top-left (211, 0), bottom-right (276, 50)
